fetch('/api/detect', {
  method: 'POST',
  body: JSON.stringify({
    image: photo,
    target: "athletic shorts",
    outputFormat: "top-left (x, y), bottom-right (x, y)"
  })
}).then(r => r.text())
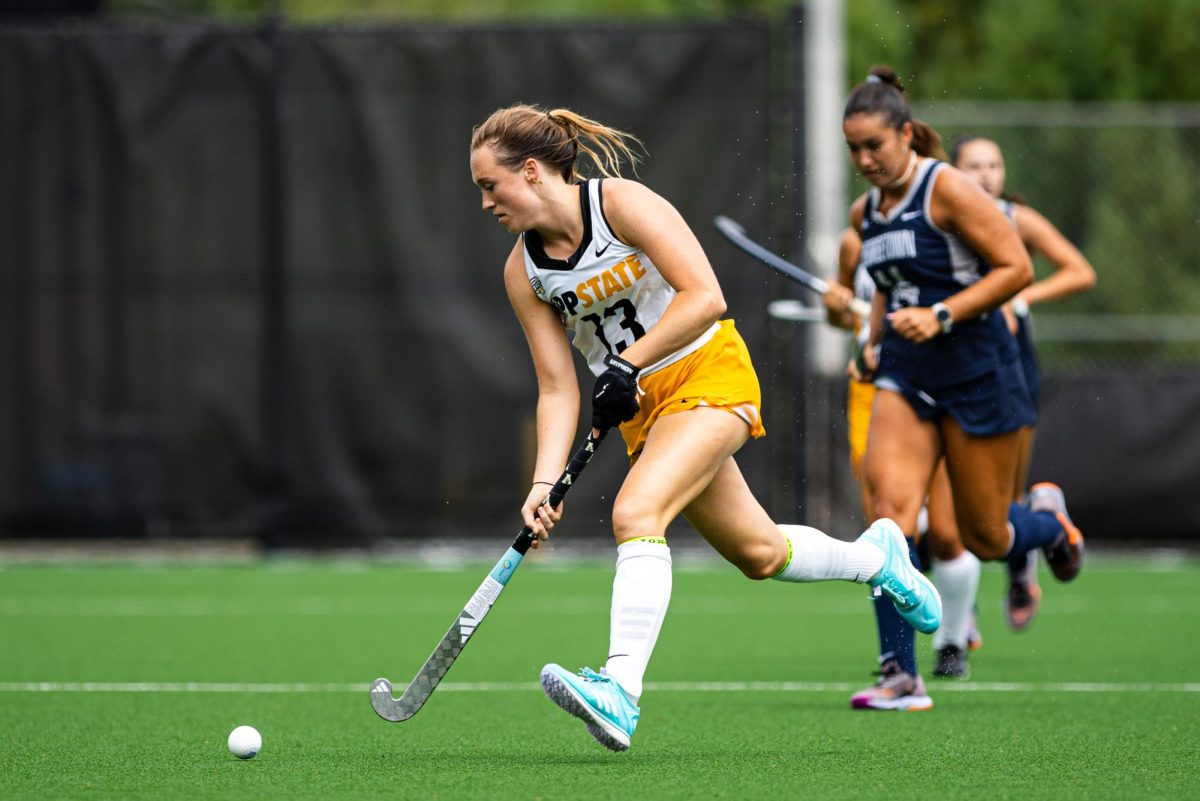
top-left (619, 319), bottom-right (766, 458)
top-left (875, 355), bottom-right (1036, 437)
top-left (846, 377), bottom-right (876, 469)
top-left (1015, 315), bottom-right (1041, 413)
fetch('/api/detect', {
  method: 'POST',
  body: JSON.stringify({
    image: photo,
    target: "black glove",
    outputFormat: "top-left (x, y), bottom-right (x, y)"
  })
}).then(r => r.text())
top-left (591, 353), bottom-right (640, 430)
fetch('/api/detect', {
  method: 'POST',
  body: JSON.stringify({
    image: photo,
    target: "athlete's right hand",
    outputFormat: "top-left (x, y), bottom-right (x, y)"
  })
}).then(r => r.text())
top-left (591, 354), bottom-right (640, 430)
top-left (521, 485), bottom-right (563, 549)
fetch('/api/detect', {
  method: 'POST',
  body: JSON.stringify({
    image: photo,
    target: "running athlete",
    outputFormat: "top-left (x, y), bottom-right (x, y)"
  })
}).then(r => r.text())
top-left (824, 228), bottom-right (980, 697)
top-left (949, 134), bottom-right (1097, 630)
top-left (835, 68), bottom-right (1084, 709)
top-left (469, 103), bottom-right (941, 751)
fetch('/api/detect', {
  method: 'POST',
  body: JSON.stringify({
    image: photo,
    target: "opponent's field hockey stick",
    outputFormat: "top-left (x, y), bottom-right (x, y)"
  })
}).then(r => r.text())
top-left (713, 215), bottom-right (872, 318)
top-left (370, 427), bottom-right (609, 722)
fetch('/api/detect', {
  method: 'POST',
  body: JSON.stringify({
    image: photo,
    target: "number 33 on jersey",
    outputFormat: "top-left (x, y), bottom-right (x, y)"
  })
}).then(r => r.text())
top-left (523, 179), bottom-right (717, 378)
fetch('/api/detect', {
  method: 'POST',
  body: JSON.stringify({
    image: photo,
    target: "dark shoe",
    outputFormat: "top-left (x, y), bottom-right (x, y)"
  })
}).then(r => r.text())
top-left (932, 646), bottom-right (970, 680)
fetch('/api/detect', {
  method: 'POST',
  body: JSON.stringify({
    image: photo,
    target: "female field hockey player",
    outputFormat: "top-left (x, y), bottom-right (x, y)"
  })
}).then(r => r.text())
top-left (834, 67), bottom-right (1084, 710)
top-left (469, 103), bottom-right (940, 751)
top-left (824, 227), bottom-right (979, 696)
top-left (950, 134), bottom-right (1097, 631)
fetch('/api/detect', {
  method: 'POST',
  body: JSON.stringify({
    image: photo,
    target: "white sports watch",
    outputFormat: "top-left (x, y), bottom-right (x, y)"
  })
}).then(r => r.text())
top-left (931, 302), bottom-right (954, 334)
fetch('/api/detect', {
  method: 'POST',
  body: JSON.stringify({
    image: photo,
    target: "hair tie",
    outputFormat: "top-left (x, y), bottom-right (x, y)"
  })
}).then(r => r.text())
top-left (865, 75), bottom-right (882, 84)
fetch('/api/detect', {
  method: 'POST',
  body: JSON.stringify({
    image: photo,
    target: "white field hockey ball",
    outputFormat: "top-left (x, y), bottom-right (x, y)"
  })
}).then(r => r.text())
top-left (227, 725), bottom-right (262, 759)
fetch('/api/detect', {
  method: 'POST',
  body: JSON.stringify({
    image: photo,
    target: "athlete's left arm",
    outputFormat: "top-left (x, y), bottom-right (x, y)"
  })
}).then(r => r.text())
top-left (599, 178), bottom-right (727, 369)
top-left (1014, 204), bottom-right (1097, 307)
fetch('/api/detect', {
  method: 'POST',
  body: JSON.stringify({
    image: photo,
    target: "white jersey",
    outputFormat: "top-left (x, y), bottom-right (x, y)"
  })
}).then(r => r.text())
top-left (522, 178), bottom-right (718, 377)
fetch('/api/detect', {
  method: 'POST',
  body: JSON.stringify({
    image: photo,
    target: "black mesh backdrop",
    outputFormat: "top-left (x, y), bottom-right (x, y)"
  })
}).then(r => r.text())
top-left (4, 22), bottom-right (1194, 546)
top-left (0, 22), bottom-right (774, 544)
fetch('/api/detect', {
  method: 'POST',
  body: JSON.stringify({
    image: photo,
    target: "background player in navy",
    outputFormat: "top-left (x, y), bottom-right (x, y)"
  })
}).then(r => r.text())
top-left (950, 134), bottom-right (1097, 631)
top-left (824, 226), bottom-right (981, 695)
top-left (840, 68), bottom-right (1084, 710)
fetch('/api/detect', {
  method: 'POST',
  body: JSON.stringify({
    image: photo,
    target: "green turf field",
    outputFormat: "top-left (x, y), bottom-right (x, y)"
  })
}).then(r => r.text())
top-left (1, 550), bottom-right (1197, 800)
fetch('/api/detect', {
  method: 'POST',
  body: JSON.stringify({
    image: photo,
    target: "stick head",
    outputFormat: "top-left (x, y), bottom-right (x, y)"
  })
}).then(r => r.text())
top-left (371, 677), bottom-right (417, 722)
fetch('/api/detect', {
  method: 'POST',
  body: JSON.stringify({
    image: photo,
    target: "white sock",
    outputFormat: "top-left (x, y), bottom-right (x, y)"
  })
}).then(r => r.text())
top-left (932, 551), bottom-right (981, 650)
top-left (603, 538), bottom-right (672, 704)
top-left (917, 505), bottom-right (930, 537)
top-left (771, 524), bottom-right (885, 584)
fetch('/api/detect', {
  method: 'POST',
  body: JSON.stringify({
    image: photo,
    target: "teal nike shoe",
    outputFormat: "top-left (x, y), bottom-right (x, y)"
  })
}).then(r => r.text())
top-left (859, 518), bottom-right (942, 634)
top-left (540, 664), bottom-right (639, 752)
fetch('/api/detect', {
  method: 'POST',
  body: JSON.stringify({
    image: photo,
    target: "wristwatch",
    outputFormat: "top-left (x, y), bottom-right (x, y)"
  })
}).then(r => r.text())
top-left (931, 302), bottom-right (954, 334)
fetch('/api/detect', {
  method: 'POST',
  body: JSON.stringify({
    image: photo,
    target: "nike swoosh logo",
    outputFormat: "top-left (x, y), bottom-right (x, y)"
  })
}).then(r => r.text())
top-left (900, 210), bottom-right (922, 221)
top-left (595, 241), bottom-right (612, 258)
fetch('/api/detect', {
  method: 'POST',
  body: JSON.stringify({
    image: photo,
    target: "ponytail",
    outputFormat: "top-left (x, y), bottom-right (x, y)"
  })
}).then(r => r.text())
top-left (471, 103), bottom-right (644, 181)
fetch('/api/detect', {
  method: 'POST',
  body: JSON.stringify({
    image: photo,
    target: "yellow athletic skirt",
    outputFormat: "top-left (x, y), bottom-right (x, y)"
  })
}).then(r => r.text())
top-left (847, 377), bottom-right (877, 469)
top-left (619, 319), bottom-right (766, 458)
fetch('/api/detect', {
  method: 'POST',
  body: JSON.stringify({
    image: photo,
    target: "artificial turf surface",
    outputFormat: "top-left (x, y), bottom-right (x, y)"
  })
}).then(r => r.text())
top-left (1, 550), bottom-right (1196, 800)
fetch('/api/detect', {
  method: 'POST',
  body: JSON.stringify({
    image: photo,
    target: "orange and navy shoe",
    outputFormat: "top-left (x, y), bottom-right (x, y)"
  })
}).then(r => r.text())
top-left (1005, 550), bottom-right (1043, 630)
top-left (967, 607), bottom-right (984, 651)
top-left (1030, 482), bottom-right (1084, 582)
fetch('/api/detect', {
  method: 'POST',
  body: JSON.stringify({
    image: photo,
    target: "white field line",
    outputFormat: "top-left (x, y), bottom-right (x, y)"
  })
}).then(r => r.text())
top-left (0, 681), bottom-right (1197, 694)
top-left (0, 595), bottom-right (1193, 616)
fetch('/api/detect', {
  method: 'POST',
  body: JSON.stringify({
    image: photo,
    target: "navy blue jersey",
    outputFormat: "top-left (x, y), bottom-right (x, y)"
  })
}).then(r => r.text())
top-left (861, 159), bottom-right (1018, 388)
top-left (997, 196), bottom-right (1042, 409)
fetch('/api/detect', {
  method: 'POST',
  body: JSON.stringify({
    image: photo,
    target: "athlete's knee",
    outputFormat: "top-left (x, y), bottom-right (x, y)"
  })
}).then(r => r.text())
top-left (730, 537), bottom-right (788, 581)
top-left (926, 527), bottom-right (964, 561)
top-left (867, 493), bottom-right (913, 530)
top-left (610, 497), bottom-right (667, 544)
top-left (958, 522), bottom-right (1008, 561)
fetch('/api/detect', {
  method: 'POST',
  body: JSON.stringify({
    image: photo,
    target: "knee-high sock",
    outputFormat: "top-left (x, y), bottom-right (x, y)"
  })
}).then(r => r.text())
top-left (872, 535), bottom-right (923, 674)
top-left (932, 551), bottom-right (981, 651)
top-left (874, 593), bottom-right (917, 675)
top-left (1007, 503), bottom-right (1064, 567)
top-left (771, 524), bottom-right (885, 583)
top-left (604, 538), bottom-right (672, 704)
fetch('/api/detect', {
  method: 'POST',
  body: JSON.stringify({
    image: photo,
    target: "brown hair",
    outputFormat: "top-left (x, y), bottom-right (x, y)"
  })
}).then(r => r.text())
top-left (844, 66), bottom-right (946, 161)
top-left (948, 133), bottom-right (1027, 205)
top-left (470, 103), bottom-right (644, 182)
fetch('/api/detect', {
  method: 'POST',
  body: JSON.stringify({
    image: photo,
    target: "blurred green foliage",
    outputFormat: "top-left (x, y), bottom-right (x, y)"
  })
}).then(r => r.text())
top-left (846, 0), bottom-right (1200, 101)
top-left (113, 0), bottom-right (1200, 103)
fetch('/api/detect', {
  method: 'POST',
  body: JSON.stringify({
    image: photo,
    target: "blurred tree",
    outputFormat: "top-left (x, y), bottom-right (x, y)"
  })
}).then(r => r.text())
top-left (110, 0), bottom-right (1200, 101)
top-left (845, 0), bottom-right (1200, 101)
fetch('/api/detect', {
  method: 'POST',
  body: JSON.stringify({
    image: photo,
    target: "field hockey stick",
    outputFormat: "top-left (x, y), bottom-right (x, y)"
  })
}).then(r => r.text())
top-left (370, 427), bottom-right (609, 722)
top-left (713, 215), bottom-right (872, 318)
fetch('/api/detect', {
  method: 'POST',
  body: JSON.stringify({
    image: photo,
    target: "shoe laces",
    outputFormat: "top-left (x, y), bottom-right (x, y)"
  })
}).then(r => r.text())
top-left (870, 659), bottom-right (918, 692)
top-left (870, 659), bottom-right (904, 679)
top-left (579, 667), bottom-right (607, 683)
top-left (876, 573), bottom-right (918, 610)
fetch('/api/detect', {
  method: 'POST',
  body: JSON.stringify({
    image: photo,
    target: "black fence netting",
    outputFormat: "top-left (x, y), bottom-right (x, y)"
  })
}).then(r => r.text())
top-left (0, 21), bottom-right (778, 544)
top-left (3, 20), bottom-right (1197, 547)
